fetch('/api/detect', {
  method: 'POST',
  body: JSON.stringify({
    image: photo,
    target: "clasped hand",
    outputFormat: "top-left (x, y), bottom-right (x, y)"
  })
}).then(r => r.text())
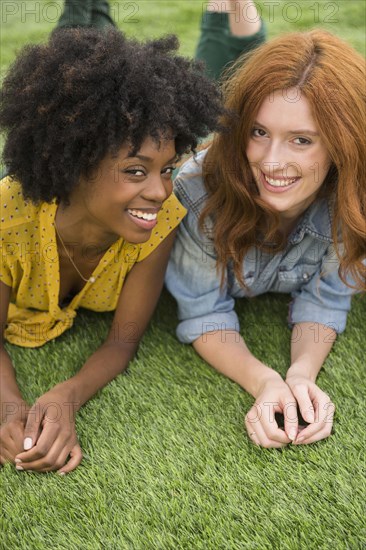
top-left (245, 374), bottom-right (335, 448)
top-left (1, 385), bottom-right (83, 474)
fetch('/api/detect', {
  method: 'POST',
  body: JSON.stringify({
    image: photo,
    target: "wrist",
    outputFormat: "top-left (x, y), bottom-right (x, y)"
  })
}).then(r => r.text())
top-left (51, 380), bottom-right (82, 413)
top-left (1, 397), bottom-right (28, 424)
top-left (253, 369), bottom-right (284, 399)
top-left (286, 362), bottom-right (317, 383)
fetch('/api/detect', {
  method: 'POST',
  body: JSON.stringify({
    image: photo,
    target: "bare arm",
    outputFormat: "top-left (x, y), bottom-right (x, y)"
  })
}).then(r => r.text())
top-left (16, 230), bottom-right (177, 473)
top-left (0, 281), bottom-right (28, 422)
top-left (285, 322), bottom-right (337, 444)
top-left (193, 329), bottom-right (282, 397)
top-left (193, 330), bottom-right (298, 447)
top-left (64, 229), bottom-right (178, 408)
top-left (0, 281), bottom-right (29, 464)
top-left (288, 322), bottom-right (336, 382)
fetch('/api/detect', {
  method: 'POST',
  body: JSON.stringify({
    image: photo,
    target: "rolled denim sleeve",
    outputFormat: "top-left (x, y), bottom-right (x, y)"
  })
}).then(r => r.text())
top-left (165, 190), bottom-right (238, 344)
top-left (289, 245), bottom-right (358, 333)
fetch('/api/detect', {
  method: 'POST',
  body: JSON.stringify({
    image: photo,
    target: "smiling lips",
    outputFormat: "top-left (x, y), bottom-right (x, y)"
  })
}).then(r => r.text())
top-left (264, 174), bottom-right (298, 187)
top-left (127, 208), bottom-right (160, 230)
top-left (261, 171), bottom-right (301, 193)
top-left (128, 208), bottom-right (158, 221)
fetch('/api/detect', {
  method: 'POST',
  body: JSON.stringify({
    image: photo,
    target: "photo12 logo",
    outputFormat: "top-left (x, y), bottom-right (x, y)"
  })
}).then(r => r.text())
top-left (202, 2), bottom-right (339, 24)
top-left (1, 2), bottom-right (140, 24)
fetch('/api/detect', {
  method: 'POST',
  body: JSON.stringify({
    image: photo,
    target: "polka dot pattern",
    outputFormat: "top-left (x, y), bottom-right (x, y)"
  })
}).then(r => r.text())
top-left (1, 177), bottom-right (186, 347)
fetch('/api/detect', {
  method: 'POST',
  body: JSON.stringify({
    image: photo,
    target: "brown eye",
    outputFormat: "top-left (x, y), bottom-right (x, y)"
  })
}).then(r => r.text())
top-left (124, 169), bottom-right (145, 176)
top-left (293, 137), bottom-right (312, 145)
top-left (162, 166), bottom-right (176, 175)
top-left (252, 128), bottom-right (267, 137)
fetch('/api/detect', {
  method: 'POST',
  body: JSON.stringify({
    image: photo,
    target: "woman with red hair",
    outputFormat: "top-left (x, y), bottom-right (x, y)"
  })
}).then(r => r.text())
top-left (166, 29), bottom-right (366, 448)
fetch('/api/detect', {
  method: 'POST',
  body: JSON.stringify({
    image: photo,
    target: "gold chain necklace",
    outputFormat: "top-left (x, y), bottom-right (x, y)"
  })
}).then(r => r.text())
top-left (54, 222), bottom-right (96, 284)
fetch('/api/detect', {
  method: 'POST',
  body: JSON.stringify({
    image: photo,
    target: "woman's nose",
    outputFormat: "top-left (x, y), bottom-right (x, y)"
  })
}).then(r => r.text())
top-left (261, 142), bottom-right (289, 177)
top-left (143, 174), bottom-right (171, 203)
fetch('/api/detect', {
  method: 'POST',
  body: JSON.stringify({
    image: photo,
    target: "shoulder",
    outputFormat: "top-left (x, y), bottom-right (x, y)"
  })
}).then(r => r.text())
top-left (173, 149), bottom-right (209, 211)
top-left (173, 149), bottom-right (215, 245)
top-left (304, 197), bottom-right (334, 242)
top-left (0, 176), bottom-right (40, 230)
top-left (135, 192), bottom-right (186, 263)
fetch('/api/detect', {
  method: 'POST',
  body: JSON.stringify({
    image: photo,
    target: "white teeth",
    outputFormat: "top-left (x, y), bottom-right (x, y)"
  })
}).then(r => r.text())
top-left (264, 175), bottom-right (297, 187)
top-left (128, 209), bottom-right (157, 221)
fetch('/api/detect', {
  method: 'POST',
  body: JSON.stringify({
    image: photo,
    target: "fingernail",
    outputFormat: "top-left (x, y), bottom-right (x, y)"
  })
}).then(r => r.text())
top-left (15, 458), bottom-right (22, 464)
top-left (58, 471), bottom-right (66, 476)
top-left (23, 437), bottom-right (33, 450)
top-left (288, 428), bottom-right (297, 441)
top-left (16, 465), bottom-right (24, 471)
top-left (296, 436), bottom-right (305, 443)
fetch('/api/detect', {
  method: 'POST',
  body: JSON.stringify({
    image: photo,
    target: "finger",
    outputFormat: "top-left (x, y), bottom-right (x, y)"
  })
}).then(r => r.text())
top-left (16, 440), bottom-right (69, 472)
top-left (9, 422), bottom-right (25, 452)
top-left (258, 402), bottom-right (292, 445)
top-left (282, 400), bottom-right (299, 442)
top-left (0, 454), bottom-right (12, 466)
top-left (17, 426), bottom-right (77, 472)
top-left (245, 418), bottom-right (267, 446)
top-left (16, 423), bottom-right (59, 463)
top-left (5, 441), bottom-right (21, 463)
top-left (58, 444), bottom-right (83, 475)
top-left (245, 408), bottom-right (289, 448)
top-left (1, 448), bottom-right (16, 464)
top-left (18, 445), bottom-right (71, 473)
top-left (290, 384), bottom-right (315, 424)
top-left (22, 402), bottom-right (44, 451)
top-left (295, 400), bottom-right (335, 444)
top-left (247, 421), bottom-right (288, 449)
top-left (0, 434), bottom-right (21, 464)
top-left (294, 424), bottom-right (333, 445)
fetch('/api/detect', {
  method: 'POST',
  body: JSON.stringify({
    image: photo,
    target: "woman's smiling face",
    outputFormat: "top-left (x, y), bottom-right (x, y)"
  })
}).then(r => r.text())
top-left (246, 88), bottom-right (332, 223)
top-left (73, 136), bottom-right (177, 245)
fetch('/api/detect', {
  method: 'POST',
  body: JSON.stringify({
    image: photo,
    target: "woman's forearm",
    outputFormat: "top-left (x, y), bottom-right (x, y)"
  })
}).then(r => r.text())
top-left (193, 330), bottom-right (282, 398)
top-left (287, 322), bottom-right (337, 382)
top-left (0, 347), bottom-right (27, 423)
top-left (57, 342), bottom-right (136, 411)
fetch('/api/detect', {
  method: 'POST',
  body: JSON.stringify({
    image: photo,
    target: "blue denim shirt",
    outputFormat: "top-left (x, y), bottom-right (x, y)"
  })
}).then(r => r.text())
top-left (165, 149), bottom-right (357, 343)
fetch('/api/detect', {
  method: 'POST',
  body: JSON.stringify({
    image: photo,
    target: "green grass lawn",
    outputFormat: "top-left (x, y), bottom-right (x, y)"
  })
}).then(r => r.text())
top-left (1, 1), bottom-right (365, 549)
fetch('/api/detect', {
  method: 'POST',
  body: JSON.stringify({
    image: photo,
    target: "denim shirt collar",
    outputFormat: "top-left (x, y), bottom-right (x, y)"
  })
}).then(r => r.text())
top-left (288, 196), bottom-right (333, 245)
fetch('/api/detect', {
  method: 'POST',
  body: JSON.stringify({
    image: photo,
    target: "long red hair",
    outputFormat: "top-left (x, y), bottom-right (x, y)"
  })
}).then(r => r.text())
top-left (200, 30), bottom-right (366, 290)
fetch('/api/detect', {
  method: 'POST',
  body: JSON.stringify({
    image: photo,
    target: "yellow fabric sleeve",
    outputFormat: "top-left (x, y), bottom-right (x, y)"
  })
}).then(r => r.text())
top-left (137, 192), bottom-right (186, 262)
top-left (0, 257), bottom-right (13, 286)
top-left (0, 177), bottom-right (22, 287)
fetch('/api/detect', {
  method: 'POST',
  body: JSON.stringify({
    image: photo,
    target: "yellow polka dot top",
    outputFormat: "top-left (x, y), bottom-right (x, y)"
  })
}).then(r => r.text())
top-left (0, 177), bottom-right (186, 347)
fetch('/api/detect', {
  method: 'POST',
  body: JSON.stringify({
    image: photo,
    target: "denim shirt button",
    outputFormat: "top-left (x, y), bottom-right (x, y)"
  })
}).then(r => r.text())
top-left (302, 272), bottom-right (309, 280)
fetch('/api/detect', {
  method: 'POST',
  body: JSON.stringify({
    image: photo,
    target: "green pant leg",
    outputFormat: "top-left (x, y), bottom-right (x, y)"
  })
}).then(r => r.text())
top-left (57, 0), bottom-right (93, 28)
top-left (91, 0), bottom-right (116, 28)
top-left (57, 0), bottom-right (115, 29)
top-left (195, 12), bottom-right (266, 81)
top-left (0, 165), bottom-right (9, 180)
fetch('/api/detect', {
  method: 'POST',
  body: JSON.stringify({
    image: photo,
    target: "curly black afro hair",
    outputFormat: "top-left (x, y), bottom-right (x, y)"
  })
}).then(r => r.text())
top-left (0, 28), bottom-right (224, 204)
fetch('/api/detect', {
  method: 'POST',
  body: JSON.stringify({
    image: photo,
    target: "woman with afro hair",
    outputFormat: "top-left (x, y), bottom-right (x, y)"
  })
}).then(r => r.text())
top-left (0, 28), bottom-right (224, 473)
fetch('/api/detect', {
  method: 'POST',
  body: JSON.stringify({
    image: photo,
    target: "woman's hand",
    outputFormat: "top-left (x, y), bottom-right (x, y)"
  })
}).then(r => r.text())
top-left (285, 373), bottom-right (335, 445)
top-left (245, 376), bottom-right (300, 448)
top-left (0, 401), bottom-right (28, 465)
top-left (14, 384), bottom-right (82, 474)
